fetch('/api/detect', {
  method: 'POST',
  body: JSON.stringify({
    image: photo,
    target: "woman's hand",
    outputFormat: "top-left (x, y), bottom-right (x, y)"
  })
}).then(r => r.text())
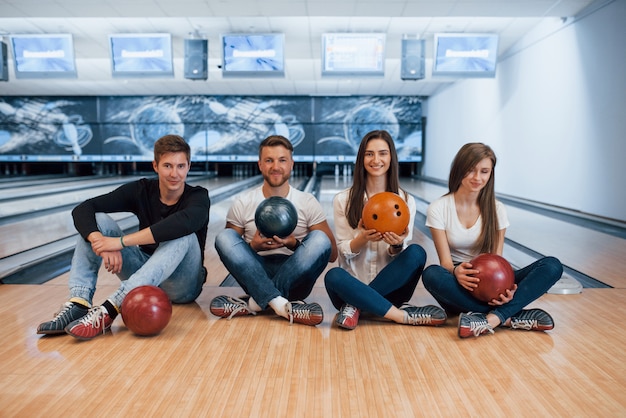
top-left (453, 262), bottom-right (480, 292)
top-left (358, 219), bottom-right (382, 242)
top-left (381, 227), bottom-right (408, 247)
top-left (488, 284), bottom-right (518, 306)
top-left (348, 220), bottom-right (382, 253)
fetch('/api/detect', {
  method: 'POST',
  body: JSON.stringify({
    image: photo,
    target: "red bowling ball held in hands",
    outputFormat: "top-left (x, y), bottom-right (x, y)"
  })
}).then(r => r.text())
top-left (468, 253), bottom-right (515, 302)
top-left (121, 285), bottom-right (172, 336)
top-left (362, 192), bottom-right (410, 235)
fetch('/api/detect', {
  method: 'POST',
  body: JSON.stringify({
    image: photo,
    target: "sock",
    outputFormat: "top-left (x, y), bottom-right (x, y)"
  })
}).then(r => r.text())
top-left (268, 296), bottom-right (289, 318)
top-left (69, 297), bottom-right (91, 309)
top-left (403, 310), bottom-right (409, 324)
top-left (102, 299), bottom-right (119, 320)
top-left (248, 297), bottom-right (263, 312)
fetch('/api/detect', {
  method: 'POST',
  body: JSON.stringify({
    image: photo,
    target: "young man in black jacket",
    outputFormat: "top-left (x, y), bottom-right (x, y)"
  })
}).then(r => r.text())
top-left (37, 134), bottom-right (210, 341)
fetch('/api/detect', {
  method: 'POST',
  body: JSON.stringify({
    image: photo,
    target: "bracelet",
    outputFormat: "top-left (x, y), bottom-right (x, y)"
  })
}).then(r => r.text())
top-left (120, 236), bottom-right (127, 248)
top-left (291, 239), bottom-right (302, 251)
top-left (391, 243), bottom-right (403, 249)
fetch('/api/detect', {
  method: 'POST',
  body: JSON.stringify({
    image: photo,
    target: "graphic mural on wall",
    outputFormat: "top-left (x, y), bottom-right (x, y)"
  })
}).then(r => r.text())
top-left (0, 98), bottom-right (97, 159)
top-left (98, 96), bottom-right (311, 161)
top-left (313, 96), bottom-right (423, 162)
top-left (0, 96), bottom-right (423, 162)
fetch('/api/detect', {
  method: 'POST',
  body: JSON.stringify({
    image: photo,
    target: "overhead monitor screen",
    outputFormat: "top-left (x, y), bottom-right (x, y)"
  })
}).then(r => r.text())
top-left (11, 34), bottom-right (77, 78)
top-left (109, 33), bottom-right (174, 77)
top-left (322, 33), bottom-right (385, 76)
top-left (222, 33), bottom-right (285, 77)
top-left (433, 33), bottom-right (499, 77)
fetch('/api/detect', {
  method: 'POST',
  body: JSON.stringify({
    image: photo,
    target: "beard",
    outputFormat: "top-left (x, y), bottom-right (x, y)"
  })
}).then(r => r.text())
top-left (264, 170), bottom-right (290, 188)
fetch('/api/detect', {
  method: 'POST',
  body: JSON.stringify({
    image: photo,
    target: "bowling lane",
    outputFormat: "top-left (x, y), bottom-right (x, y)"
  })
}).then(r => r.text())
top-left (0, 175), bottom-right (135, 201)
top-left (400, 177), bottom-right (626, 288)
top-left (0, 174), bottom-right (244, 249)
top-left (0, 175), bottom-right (256, 282)
top-left (316, 175), bottom-right (354, 232)
top-left (0, 173), bottom-right (70, 189)
top-left (0, 173), bottom-right (224, 220)
top-left (0, 181), bottom-right (140, 220)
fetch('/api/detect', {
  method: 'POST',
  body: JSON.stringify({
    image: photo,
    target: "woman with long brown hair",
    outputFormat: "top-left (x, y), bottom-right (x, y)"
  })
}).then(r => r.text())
top-left (324, 130), bottom-right (446, 330)
top-left (422, 142), bottom-right (563, 338)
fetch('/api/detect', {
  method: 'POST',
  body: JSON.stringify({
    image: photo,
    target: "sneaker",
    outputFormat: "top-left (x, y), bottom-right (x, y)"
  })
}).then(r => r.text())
top-left (37, 302), bottom-right (89, 335)
top-left (336, 304), bottom-right (360, 330)
top-left (65, 305), bottom-right (113, 341)
top-left (508, 309), bottom-right (554, 331)
top-left (458, 312), bottom-right (495, 338)
top-left (401, 304), bottom-right (447, 326)
top-left (210, 295), bottom-right (256, 320)
top-left (286, 301), bottom-right (324, 326)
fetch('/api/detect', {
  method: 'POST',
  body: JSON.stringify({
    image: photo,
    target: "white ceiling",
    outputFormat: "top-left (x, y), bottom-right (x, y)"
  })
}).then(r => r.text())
top-left (0, 0), bottom-right (597, 97)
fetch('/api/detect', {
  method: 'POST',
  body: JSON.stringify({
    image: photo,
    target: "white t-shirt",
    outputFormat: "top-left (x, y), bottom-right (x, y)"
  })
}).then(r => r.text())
top-left (333, 188), bottom-right (416, 285)
top-left (226, 185), bottom-right (328, 256)
top-left (426, 193), bottom-right (509, 263)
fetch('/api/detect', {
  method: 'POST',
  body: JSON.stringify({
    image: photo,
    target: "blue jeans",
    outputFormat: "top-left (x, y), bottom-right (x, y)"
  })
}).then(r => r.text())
top-left (68, 213), bottom-right (205, 308)
top-left (214, 228), bottom-right (332, 308)
top-left (422, 256), bottom-right (563, 324)
top-left (324, 244), bottom-right (427, 317)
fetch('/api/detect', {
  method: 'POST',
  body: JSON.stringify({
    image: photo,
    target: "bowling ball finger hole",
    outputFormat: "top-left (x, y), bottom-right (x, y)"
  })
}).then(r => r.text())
top-left (372, 214), bottom-right (378, 220)
top-left (396, 211), bottom-right (402, 217)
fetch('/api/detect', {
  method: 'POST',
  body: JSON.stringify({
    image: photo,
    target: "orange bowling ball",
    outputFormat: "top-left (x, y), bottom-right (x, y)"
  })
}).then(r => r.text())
top-left (469, 253), bottom-right (515, 302)
top-left (362, 192), bottom-right (410, 235)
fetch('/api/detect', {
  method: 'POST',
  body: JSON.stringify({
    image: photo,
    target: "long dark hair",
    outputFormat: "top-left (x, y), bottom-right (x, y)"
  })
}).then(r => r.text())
top-left (345, 130), bottom-right (403, 229)
top-left (448, 142), bottom-right (498, 253)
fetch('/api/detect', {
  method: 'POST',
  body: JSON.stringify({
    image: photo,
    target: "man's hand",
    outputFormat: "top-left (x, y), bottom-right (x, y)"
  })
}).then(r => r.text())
top-left (100, 250), bottom-right (123, 274)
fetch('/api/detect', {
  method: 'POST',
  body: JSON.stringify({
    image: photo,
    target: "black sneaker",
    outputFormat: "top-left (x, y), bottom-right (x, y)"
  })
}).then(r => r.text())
top-left (210, 295), bottom-right (256, 320)
top-left (401, 304), bottom-right (447, 326)
top-left (286, 301), bottom-right (324, 326)
top-left (458, 312), bottom-right (495, 338)
top-left (508, 309), bottom-right (554, 331)
top-left (37, 302), bottom-right (89, 335)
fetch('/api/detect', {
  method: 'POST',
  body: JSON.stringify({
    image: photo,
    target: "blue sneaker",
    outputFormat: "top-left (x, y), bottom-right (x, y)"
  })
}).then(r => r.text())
top-left (37, 302), bottom-right (89, 335)
top-left (458, 312), bottom-right (495, 338)
top-left (508, 309), bottom-right (554, 331)
top-left (210, 295), bottom-right (256, 319)
top-left (401, 304), bottom-right (447, 326)
top-left (286, 301), bottom-right (323, 326)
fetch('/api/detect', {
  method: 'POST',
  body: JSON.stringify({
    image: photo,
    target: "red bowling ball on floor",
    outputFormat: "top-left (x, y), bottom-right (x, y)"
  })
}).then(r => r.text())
top-left (121, 285), bottom-right (172, 336)
top-left (468, 253), bottom-right (515, 302)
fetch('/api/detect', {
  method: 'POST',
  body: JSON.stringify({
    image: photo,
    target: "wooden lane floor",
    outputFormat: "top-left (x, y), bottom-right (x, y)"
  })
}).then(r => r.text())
top-left (2, 266), bottom-right (625, 416)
